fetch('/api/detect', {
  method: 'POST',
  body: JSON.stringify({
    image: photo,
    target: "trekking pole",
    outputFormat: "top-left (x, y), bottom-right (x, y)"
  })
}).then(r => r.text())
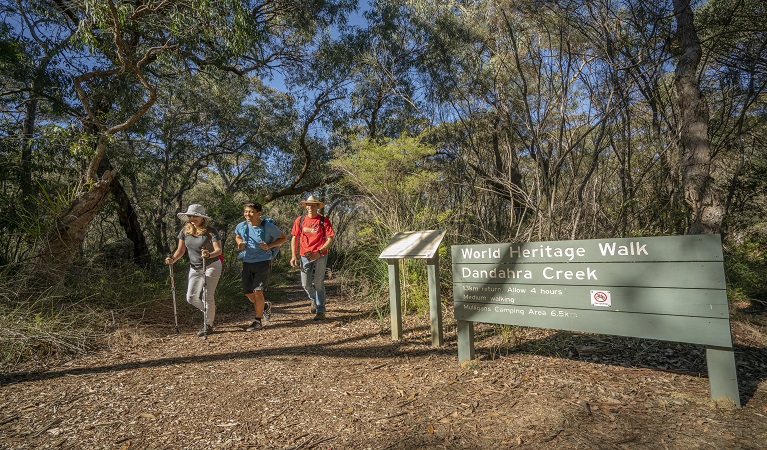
top-left (201, 254), bottom-right (208, 340)
top-left (168, 254), bottom-right (179, 334)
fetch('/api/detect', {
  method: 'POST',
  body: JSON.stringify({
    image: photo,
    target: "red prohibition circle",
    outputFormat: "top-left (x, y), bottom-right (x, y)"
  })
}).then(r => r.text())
top-left (593, 292), bottom-right (608, 303)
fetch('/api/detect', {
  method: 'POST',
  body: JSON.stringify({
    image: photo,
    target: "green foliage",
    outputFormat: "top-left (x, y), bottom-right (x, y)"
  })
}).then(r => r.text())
top-left (331, 134), bottom-right (442, 232)
top-left (14, 183), bottom-right (79, 237)
top-left (333, 223), bottom-right (391, 310)
top-left (330, 133), bottom-right (454, 317)
top-left (401, 259), bottom-right (430, 314)
top-left (333, 134), bottom-right (438, 198)
top-left (725, 238), bottom-right (767, 308)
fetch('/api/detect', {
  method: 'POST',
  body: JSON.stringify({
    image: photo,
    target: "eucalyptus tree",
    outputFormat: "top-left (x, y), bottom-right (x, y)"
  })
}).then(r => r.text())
top-left (383, 0), bottom-right (764, 243)
top-left (697, 0), bottom-right (767, 234)
top-left (11, 0), bottom-right (354, 282)
top-left (0, 1), bottom-right (72, 203)
top-left (114, 70), bottom-right (266, 255)
top-left (311, 1), bottom-right (448, 243)
top-left (606, 0), bottom-right (681, 234)
top-left (401, 0), bottom-right (628, 241)
top-left (348, 2), bottom-right (429, 140)
top-left (672, 0), bottom-right (724, 234)
top-left (549, 0), bottom-right (684, 237)
top-left (0, 2), bottom-right (75, 264)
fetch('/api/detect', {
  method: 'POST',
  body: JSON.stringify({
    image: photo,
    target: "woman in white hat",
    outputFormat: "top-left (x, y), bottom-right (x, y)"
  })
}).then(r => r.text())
top-left (165, 204), bottom-right (223, 336)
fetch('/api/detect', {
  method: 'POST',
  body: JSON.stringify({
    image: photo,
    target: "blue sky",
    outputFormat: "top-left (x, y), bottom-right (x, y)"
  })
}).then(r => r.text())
top-left (264, 1), bottom-right (371, 92)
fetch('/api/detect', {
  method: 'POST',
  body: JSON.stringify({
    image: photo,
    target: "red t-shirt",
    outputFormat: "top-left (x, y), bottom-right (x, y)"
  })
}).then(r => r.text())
top-left (291, 215), bottom-right (334, 256)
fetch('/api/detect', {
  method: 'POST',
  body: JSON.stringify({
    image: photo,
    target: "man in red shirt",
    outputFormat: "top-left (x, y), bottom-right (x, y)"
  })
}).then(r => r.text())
top-left (290, 195), bottom-right (335, 320)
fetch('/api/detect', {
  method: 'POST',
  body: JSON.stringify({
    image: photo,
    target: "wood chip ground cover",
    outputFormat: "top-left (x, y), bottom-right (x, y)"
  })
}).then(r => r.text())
top-left (1, 280), bottom-right (766, 449)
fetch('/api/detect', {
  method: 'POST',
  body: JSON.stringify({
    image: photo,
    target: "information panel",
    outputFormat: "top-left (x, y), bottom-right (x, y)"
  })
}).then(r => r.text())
top-left (451, 234), bottom-right (732, 347)
top-left (452, 234), bottom-right (739, 405)
top-left (380, 230), bottom-right (446, 259)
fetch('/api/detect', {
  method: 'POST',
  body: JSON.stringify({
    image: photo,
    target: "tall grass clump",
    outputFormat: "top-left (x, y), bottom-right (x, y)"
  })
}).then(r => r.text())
top-left (332, 225), bottom-right (392, 320)
top-left (331, 134), bottom-right (451, 319)
top-left (0, 268), bottom-right (103, 370)
top-left (0, 258), bottom-right (194, 370)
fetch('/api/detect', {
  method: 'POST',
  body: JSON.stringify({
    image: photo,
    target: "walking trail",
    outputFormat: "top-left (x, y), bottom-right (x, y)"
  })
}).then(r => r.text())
top-left (1, 277), bottom-right (766, 449)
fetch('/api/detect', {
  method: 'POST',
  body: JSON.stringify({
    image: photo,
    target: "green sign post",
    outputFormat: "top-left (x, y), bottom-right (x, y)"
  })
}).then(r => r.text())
top-left (452, 234), bottom-right (740, 406)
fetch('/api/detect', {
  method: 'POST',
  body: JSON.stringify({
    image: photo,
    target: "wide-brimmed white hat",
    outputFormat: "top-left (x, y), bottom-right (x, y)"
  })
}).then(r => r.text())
top-left (177, 204), bottom-right (212, 221)
top-left (300, 195), bottom-right (324, 209)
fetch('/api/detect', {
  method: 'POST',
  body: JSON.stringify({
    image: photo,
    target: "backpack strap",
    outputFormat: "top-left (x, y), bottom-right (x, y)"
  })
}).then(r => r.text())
top-left (259, 220), bottom-right (269, 242)
top-left (299, 215), bottom-right (325, 237)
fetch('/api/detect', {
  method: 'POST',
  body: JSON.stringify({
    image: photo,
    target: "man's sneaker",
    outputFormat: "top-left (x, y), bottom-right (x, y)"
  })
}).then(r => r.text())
top-left (246, 319), bottom-right (263, 331)
top-left (197, 324), bottom-right (213, 337)
top-left (263, 302), bottom-right (272, 321)
top-left (312, 312), bottom-right (326, 321)
top-left (309, 299), bottom-right (317, 314)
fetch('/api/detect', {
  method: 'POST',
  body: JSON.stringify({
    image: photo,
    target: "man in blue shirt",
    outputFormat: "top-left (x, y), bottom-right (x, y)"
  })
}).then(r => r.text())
top-left (234, 202), bottom-right (287, 331)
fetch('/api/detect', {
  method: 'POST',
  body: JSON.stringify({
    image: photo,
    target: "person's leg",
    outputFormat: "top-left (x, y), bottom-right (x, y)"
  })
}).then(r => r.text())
top-left (244, 290), bottom-right (266, 331)
top-left (203, 260), bottom-right (222, 326)
top-left (312, 255), bottom-right (328, 313)
top-left (186, 267), bottom-right (205, 312)
top-left (252, 290), bottom-right (265, 317)
top-left (300, 257), bottom-right (317, 301)
top-left (244, 261), bottom-right (270, 330)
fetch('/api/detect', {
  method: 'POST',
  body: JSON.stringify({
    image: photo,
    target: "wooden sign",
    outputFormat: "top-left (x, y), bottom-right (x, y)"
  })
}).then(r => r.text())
top-left (452, 234), bottom-right (739, 405)
top-left (379, 230), bottom-right (446, 259)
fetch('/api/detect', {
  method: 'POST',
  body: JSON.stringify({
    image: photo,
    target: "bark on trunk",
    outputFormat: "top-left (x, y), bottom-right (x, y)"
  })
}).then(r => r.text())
top-left (30, 170), bottom-right (116, 282)
top-left (673, 0), bottom-right (724, 235)
top-left (99, 157), bottom-right (151, 267)
top-left (21, 91), bottom-right (37, 202)
top-left (28, 133), bottom-right (117, 284)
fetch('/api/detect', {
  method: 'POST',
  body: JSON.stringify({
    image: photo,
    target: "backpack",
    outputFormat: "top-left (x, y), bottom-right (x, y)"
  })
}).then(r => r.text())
top-left (261, 218), bottom-right (281, 258)
top-left (236, 218), bottom-right (280, 260)
top-left (203, 230), bottom-right (224, 263)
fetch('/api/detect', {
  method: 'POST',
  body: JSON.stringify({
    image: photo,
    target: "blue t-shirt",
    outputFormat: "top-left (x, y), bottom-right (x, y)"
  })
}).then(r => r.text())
top-left (235, 220), bottom-right (282, 263)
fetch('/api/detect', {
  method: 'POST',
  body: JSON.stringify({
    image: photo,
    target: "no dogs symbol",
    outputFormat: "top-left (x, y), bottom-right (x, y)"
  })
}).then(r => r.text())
top-left (590, 290), bottom-right (611, 307)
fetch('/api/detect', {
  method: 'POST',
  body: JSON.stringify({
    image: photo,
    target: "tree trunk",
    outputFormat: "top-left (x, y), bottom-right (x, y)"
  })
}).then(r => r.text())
top-left (99, 157), bottom-right (151, 267)
top-left (673, 0), bottom-right (724, 235)
top-left (28, 134), bottom-right (115, 284)
top-left (20, 89), bottom-right (37, 202)
top-left (31, 170), bottom-right (116, 282)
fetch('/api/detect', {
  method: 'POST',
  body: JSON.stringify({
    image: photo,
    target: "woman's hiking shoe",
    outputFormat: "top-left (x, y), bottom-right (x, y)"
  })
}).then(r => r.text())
top-left (312, 312), bottom-right (326, 321)
top-left (246, 319), bottom-right (263, 331)
top-left (309, 300), bottom-right (317, 314)
top-left (263, 302), bottom-right (272, 321)
top-left (197, 325), bottom-right (213, 337)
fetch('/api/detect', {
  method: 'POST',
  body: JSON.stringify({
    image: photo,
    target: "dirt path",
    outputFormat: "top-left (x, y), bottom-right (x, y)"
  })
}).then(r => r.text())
top-left (1, 279), bottom-right (767, 449)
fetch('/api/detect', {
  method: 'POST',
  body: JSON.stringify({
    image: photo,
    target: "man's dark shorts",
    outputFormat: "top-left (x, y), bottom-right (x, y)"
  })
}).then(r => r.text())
top-left (242, 260), bottom-right (271, 293)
